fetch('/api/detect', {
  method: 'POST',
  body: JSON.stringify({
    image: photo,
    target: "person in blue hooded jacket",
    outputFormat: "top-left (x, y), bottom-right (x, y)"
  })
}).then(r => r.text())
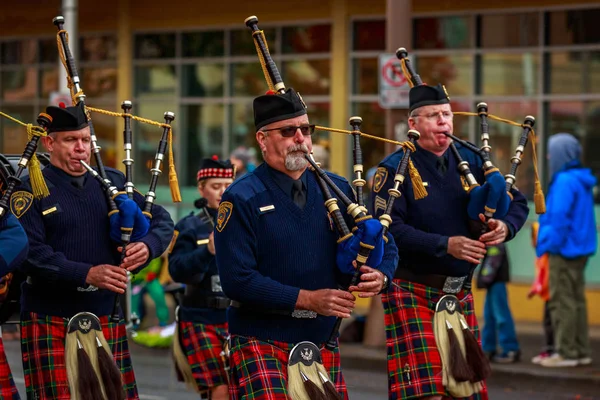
top-left (536, 132), bottom-right (598, 368)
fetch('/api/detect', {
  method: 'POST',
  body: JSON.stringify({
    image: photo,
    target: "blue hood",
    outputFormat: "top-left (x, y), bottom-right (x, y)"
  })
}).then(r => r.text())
top-left (548, 133), bottom-right (581, 179)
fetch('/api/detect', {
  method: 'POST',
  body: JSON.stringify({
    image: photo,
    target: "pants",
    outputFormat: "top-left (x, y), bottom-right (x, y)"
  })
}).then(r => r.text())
top-left (542, 302), bottom-right (555, 353)
top-left (131, 280), bottom-right (170, 327)
top-left (548, 255), bottom-right (590, 359)
top-left (481, 282), bottom-right (519, 354)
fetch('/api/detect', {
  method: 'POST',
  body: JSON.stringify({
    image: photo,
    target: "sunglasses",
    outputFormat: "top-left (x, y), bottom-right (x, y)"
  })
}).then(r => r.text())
top-left (261, 124), bottom-right (316, 138)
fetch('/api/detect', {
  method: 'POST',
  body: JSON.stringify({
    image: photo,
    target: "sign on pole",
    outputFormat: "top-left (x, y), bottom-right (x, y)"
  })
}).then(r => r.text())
top-left (378, 53), bottom-right (413, 109)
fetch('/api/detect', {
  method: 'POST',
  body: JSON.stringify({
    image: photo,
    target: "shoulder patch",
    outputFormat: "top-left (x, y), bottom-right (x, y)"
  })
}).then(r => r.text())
top-left (216, 201), bottom-right (233, 233)
top-left (373, 167), bottom-right (388, 193)
top-left (10, 191), bottom-right (34, 218)
top-left (374, 195), bottom-right (387, 214)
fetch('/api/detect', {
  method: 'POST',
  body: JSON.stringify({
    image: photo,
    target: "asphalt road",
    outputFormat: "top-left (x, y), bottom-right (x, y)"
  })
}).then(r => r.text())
top-left (3, 339), bottom-right (598, 399)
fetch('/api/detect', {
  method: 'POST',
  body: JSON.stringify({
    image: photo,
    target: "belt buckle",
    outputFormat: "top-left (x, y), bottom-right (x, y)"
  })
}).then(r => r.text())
top-left (291, 310), bottom-right (317, 319)
top-left (442, 276), bottom-right (466, 294)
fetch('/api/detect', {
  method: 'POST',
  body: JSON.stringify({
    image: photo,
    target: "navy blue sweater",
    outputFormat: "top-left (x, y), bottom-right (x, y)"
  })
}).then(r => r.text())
top-left (214, 163), bottom-right (398, 344)
top-left (372, 143), bottom-right (529, 278)
top-left (17, 165), bottom-right (174, 318)
top-left (0, 213), bottom-right (29, 276)
top-left (168, 208), bottom-right (227, 325)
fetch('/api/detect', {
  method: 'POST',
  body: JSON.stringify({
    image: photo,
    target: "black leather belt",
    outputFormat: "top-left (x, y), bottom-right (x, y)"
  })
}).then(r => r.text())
top-left (230, 301), bottom-right (317, 319)
top-left (182, 296), bottom-right (230, 310)
top-left (395, 268), bottom-right (468, 294)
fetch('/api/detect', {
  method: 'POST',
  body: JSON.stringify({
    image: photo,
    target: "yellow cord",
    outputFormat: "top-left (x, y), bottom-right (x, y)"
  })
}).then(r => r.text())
top-left (252, 30), bottom-right (274, 92)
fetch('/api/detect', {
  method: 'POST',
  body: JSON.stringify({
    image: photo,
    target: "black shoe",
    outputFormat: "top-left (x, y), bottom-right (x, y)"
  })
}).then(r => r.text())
top-left (492, 350), bottom-right (521, 363)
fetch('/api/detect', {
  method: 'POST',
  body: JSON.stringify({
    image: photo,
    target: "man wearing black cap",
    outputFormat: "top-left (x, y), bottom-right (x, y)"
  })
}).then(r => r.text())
top-left (13, 102), bottom-right (174, 399)
top-left (214, 88), bottom-right (398, 399)
top-left (168, 156), bottom-right (235, 400)
top-left (371, 84), bottom-right (529, 400)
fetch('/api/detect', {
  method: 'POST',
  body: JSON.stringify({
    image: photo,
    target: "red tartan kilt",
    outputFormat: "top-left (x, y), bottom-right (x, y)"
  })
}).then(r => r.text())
top-left (228, 335), bottom-right (348, 400)
top-left (0, 337), bottom-right (19, 399)
top-left (382, 279), bottom-right (489, 400)
top-left (20, 312), bottom-right (138, 400)
top-left (179, 321), bottom-right (229, 389)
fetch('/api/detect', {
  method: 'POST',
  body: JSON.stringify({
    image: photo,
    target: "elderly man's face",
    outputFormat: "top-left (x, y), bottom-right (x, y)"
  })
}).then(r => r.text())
top-left (408, 103), bottom-right (453, 155)
top-left (256, 115), bottom-right (313, 175)
top-left (42, 126), bottom-right (91, 176)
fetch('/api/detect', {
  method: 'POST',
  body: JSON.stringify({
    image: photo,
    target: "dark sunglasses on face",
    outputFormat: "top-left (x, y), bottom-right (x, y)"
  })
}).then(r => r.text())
top-left (261, 124), bottom-right (316, 137)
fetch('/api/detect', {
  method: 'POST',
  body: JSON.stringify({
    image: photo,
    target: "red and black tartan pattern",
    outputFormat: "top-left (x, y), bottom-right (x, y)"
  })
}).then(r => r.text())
top-left (179, 321), bottom-right (229, 390)
top-left (228, 335), bottom-right (348, 400)
top-left (0, 337), bottom-right (20, 399)
top-left (382, 279), bottom-right (489, 400)
top-left (197, 168), bottom-right (234, 181)
top-left (20, 312), bottom-right (139, 400)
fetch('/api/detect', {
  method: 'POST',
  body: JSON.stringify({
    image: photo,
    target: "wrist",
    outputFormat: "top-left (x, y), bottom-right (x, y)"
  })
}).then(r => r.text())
top-left (296, 289), bottom-right (313, 311)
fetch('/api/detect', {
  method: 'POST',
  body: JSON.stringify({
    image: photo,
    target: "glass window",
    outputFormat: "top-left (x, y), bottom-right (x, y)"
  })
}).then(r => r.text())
top-left (282, 24), bottom-right (331, 54)
top-left (134, 65), bottom-right (177, 99)
top-left (182, 104), bottom-right (225, 185)
top-left (2, 69), bottom-right (38, 101)
top-left (479, 101), bottom-right (539, 199)
top-left (2, 40), bottom-right (37, 64)
top-left (449, 100), bottom-right (472, 139)
top-left (87, 106), bottom-right (118, 168)
top-left (547, 8), bottom-right (600, 46)
top-left (79, 67), bottom-right (118, 100)
top-left (350, 102), bottom-right (387, 176)
top-left (231, 62), bottom-right (267, 96)
top-left (134, 34), bottom-right (176, 59)
top-left (583, 101), bottom-right (600, 195)
top-left (281, 59), bottom-right (330, 95)
top-left (182, 63), bottom-right (224, 97)
top-left (481, 53), bottom-right (539, 96)
top-left (352, 58), bottom-right (378, 95)
top-left (479, 13), bottom-right (539, 48)
top-left (547, 101), bottom-right (583, 138)
top-left (39, 67), bottom-right (59, 99)
top-left (414, 16), bottom-right (471, 49)
top-left (416, 54), bottom-right (473, 96)
top-left (80, 35), bottom-right (117, 62)
top-left (230, 28), bottom-right (277, 56)
top-left (182, 31), bottom-right (225, 58)
top-left (230, 102), bottom-right (259, 159)
top-left (39, 38), bottom-right (58, 64)
top-left (352, 20), bottom-right (386, 51)
top-left (547, 51), bottom-right (600, 95)
top-left (1, 106), bottom-right (34, 153)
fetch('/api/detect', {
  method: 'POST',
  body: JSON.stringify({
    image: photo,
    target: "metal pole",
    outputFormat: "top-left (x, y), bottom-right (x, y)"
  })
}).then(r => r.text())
top-left (59, 0), bottom-right (78, 95)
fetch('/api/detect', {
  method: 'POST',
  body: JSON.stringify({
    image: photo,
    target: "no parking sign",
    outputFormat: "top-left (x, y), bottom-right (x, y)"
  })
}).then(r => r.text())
top-left (378, 53), bottom-right (413, 109)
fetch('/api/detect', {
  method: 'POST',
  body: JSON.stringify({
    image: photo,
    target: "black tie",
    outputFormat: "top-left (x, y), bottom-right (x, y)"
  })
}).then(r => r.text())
top-left (436, 156), bottom-right (447, 175)
top-left (292, 180), bottom-right (306, 209)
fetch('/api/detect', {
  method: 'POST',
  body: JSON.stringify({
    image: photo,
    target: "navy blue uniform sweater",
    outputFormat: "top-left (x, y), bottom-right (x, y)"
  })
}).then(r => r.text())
top-left (168, 208), bottom-right (227, 325)
top-left (0, 213), bottom-right (29, 276)
top-left (372, 143), bottom-right (529, 278)
top-left (214, 163), bottom-right (398, 344)
top-left (16, 165), bottom-right (174, 318)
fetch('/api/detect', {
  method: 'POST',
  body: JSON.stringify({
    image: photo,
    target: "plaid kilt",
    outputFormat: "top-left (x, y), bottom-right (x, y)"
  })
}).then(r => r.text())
top-left (228, 335), bottom-right (348, 400)
top-left (20, 312), bottom-right (138, 400)
top-left (382, 279), bottom-right (489, 400)
top-left (179, 321), bottom-right (229, 390)
top-left (0, 337), bottom-right (20, 399)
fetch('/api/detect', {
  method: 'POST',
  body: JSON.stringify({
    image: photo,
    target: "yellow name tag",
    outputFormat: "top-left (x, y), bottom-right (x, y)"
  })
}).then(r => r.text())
top-left (197, 239), bottom-right (210, 246)
top-left (42, 206), bottom-right (57, 216)
top-left (259, 205), bottom-right (275, 212)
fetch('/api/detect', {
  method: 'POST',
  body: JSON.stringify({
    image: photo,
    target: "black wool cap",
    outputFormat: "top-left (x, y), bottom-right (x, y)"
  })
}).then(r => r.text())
top-left (45, 102), bottom-right (88, 133)
top-left (409, 84), bottom-right (450, 113)
top-left (253, 88), bottom-right (307, 131)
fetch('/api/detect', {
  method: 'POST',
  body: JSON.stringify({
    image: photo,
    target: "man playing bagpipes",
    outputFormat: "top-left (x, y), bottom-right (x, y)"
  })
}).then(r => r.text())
top-left (13, 102), bottom-right (174, 400)
top-left (213, 86), bottom-right (398, 399)
top-left (168, 156), bottom-right (235, 399)
top-left (371, 82), bottom-right (530, 400)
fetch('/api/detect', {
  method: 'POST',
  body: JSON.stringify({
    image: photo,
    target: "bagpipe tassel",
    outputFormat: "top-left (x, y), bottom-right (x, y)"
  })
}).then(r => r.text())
top-left (459, 317), bottom-right (491, 383)
top-left (167, 127), bottom-right (182, 203)
top-left (408, 159), bottom-right (428, 200)
top-left (534, 180), bottom-right (546, 215)
top-left (26, 126), bottom-right (50, 199)
top-left (96, 335), bottom-right (126, 400)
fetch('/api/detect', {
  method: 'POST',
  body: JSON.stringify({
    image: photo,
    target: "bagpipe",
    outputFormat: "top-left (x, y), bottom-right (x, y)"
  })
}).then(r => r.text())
top-left (52, 15), bottom-right (181, 399)
top-left (245, 16), bottom-right (430, 400)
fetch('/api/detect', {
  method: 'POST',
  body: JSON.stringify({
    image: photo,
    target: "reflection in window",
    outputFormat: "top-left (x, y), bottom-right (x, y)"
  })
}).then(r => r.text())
top-left (230, 28), bottom-right (277, 56)
top-left (417, 54), bottom-right (473, 96)
top-left (1, 106), bottom-right (34, 153)
top-left (182, 64), bottom-right (224, 97)
top-left (2, 70), bottom-right (38, 101)
top-left (352, 58), bottom-right (378, 95)
top-left (547, 101), bottom-right (583, 137)
top-left (481, 53), bottom-right (538, 96)
top-left (351, 102), bottom-right (386, 176)
top-left (583, 101), bottom-right (600, 192)
top-left (547, 8), bottom-right (600, 46)
top-left (231, 63), bottom-right (266, 96)
top-left (39, 68), bottom-right (59, 98)
top-left (480, 101), bottom-right (538, 199)
top-left (135, 65), bottom-right (177, 98)
top-left (282, 59), bottom-right (330, 95)
top-left (80, 35), bottom-right (117, 62)
top-left (352, 20), bottom-right (386, 51)
top-left (414, 16), bottom-right (471, 49)
top-left (449, 101), bottom-right (472, 139)
top-left (134, 34), bottom-right (176, 59)
top-left (182, 104), bottom-right (225, 185)
top-left (2, 40), bottom-right (37, 64)
top-left (230, 102), bottom-right (259, 160)
top-left (282, 25), bottom-right (331, 54)
top-left (87, 107), bottom-right (117, 168)
top-left (547, 51), bottom-right (600, 94)
top-left (183, 31), bottom-right (225, 57)
top-left (39, 39), bottom-right (58, 64)
top-left (479, 13), bottom-right (538, 48)
top-left (80, 67), bottom-right (118, 100)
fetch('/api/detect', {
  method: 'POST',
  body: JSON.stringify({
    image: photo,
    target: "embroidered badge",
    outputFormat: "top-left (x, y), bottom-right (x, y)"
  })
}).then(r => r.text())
top-left (10, 191), bottom-right (33, 218)
top-left (373, 167), bottom-right (388, 193)
top-left (216, 201), bottom-right (233, 232)
top-left (374, 195), bottom-right (387, 214)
